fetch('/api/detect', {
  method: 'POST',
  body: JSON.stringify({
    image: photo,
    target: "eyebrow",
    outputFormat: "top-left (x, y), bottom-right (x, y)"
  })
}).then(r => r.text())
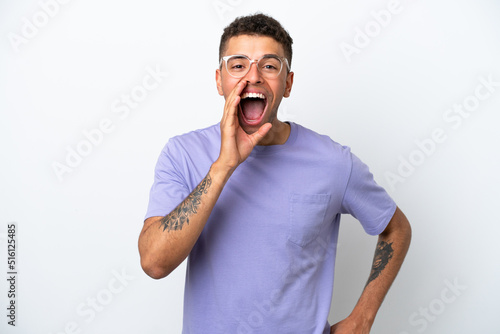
top-left (261, 54), bottom-right (281, 59)
top-left (229, 54), bottom-right (282, 59)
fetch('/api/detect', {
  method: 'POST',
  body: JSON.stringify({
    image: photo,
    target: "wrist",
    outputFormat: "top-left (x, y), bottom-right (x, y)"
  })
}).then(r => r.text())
top-left (211, 160), bottom-right (236, 185)
top-left (348, 308), bottom-right (375, 331)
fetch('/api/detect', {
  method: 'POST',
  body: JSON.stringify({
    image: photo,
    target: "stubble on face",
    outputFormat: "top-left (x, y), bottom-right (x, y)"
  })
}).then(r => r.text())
top-left (217, 35), bottom-right (293, 144)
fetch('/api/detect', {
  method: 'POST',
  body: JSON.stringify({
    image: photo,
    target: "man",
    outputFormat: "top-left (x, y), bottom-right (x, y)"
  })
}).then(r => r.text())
top-left (139, 13), bottom-right (411, 334)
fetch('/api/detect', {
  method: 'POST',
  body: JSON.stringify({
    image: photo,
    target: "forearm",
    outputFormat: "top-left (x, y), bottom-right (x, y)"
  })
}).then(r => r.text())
top-left (138, 161), bottom-right (232, 279)
top-left (347, 207), bottom-right (412, 329)
top-left (139, 80), bottom-right (273, 279)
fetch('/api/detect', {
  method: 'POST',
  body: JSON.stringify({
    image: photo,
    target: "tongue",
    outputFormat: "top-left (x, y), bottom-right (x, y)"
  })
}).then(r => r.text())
top-left (240, 98), bottom-right (265, 120)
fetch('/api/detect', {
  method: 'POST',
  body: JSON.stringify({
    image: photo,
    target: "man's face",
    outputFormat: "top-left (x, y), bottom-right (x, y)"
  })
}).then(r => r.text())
top-left (216, 35), bottom-right (294, 134)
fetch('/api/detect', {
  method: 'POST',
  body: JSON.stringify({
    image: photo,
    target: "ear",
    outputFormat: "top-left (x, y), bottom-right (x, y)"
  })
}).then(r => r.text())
top-left (216, 69), bottom-right (224, 96)
top-left (283, 71), bottom-right (294, 98)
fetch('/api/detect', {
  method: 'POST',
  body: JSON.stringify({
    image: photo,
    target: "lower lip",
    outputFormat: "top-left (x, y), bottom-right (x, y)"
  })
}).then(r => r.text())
top-left (239, 102), bottom-right (268, 126)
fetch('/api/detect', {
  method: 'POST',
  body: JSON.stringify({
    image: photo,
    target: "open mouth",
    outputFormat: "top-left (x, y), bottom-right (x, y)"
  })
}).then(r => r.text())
top-left (239, 92), bottom-right (267, 125)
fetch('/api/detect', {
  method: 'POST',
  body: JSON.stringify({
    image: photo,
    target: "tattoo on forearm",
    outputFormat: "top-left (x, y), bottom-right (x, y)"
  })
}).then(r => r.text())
top-left (365, 241), bottom-right (394, 287)
top-left (159, 173), bottom-right (212, 232)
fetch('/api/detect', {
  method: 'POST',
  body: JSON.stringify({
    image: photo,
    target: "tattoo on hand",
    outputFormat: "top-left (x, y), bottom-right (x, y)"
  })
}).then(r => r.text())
top-left (366, 241), bottom-right (394, 287)
top-left (159, 173), bottom-right (212, 232)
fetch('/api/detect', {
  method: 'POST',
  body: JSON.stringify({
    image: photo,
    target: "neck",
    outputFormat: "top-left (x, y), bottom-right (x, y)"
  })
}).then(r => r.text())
top-left (258, 120), bottom-right (290, 146)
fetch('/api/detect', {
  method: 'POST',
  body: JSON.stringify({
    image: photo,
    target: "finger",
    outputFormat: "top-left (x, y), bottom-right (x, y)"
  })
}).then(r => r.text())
top-left (221, 95), bottom-right (239, 126)
top-left (249, 122), bottom-right (272, 145)
top-left (225, 80), bottom-right (247, 113)
top-left (222, 80), bottom-right (247, 127)
top-left (229, 79), bottom-right (248, 101)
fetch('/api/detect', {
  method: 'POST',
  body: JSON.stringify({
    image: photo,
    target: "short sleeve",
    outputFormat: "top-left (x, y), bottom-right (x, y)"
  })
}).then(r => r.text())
top-left (340, 152), bottom-right (397, 235)
top-left (144, 140), bottom-right (191, 220)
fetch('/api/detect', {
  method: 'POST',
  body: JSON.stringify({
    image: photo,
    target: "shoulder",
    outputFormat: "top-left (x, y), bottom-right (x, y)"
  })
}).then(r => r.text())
top-left (154, 124), bottom-right (220, 183)
top-left (169, 123), bottom-right (220, 146)
top-left (292, 122), bottom-right (352, 160)
top-left (162, 123), bottom-right (220, 154)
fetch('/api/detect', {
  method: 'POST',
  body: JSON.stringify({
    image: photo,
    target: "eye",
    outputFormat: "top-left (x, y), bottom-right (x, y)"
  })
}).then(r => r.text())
top-left (232, 64), bottom-right (245, 69)
top-left (263, 64), bottom-right (278, 70)
top-left (259, 57), bottom-right (281, 73)
top-left (227, 57), bottom-right (249, 72)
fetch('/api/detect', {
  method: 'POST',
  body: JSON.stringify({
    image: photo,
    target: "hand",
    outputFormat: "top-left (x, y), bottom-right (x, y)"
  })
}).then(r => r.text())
top-left (330, 316), bottom-right (372, 334)
top-left (217, 80), bottom-right (272, 172)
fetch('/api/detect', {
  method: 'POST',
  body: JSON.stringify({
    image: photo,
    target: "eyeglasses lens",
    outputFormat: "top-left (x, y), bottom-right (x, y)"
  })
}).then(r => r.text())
top-left (226, 56), bottom-right (283, 79)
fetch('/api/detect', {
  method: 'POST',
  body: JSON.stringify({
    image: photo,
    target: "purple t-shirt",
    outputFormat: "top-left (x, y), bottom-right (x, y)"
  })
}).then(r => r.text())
top-left (145, 122), bottom-right (396, 334)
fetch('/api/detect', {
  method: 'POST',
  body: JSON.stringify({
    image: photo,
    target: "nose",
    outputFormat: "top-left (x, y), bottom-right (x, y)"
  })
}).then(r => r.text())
top-left (243, 60), bottom-right (263, 84)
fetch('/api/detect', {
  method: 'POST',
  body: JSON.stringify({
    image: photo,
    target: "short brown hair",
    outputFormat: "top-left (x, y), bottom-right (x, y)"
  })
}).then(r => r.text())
top-left (219, 13), bottom-right (293, 68)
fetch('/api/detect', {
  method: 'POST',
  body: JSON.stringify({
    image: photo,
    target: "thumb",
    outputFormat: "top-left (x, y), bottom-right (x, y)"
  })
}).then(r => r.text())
top-left (251, 122), bottom-right (273, 144)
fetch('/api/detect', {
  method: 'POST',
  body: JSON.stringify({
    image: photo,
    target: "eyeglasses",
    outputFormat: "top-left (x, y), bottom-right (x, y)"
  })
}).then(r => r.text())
top-left (219, 54), bottom-right (290, 79)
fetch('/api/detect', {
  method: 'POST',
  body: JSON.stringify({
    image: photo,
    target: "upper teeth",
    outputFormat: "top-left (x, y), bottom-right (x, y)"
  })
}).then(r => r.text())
top-left (242, 92), bottom-right (265, 99)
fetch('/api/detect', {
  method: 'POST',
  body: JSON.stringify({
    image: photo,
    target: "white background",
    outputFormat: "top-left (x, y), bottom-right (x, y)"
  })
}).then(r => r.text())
top-left (1, 0), bottom-right (499, 333)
